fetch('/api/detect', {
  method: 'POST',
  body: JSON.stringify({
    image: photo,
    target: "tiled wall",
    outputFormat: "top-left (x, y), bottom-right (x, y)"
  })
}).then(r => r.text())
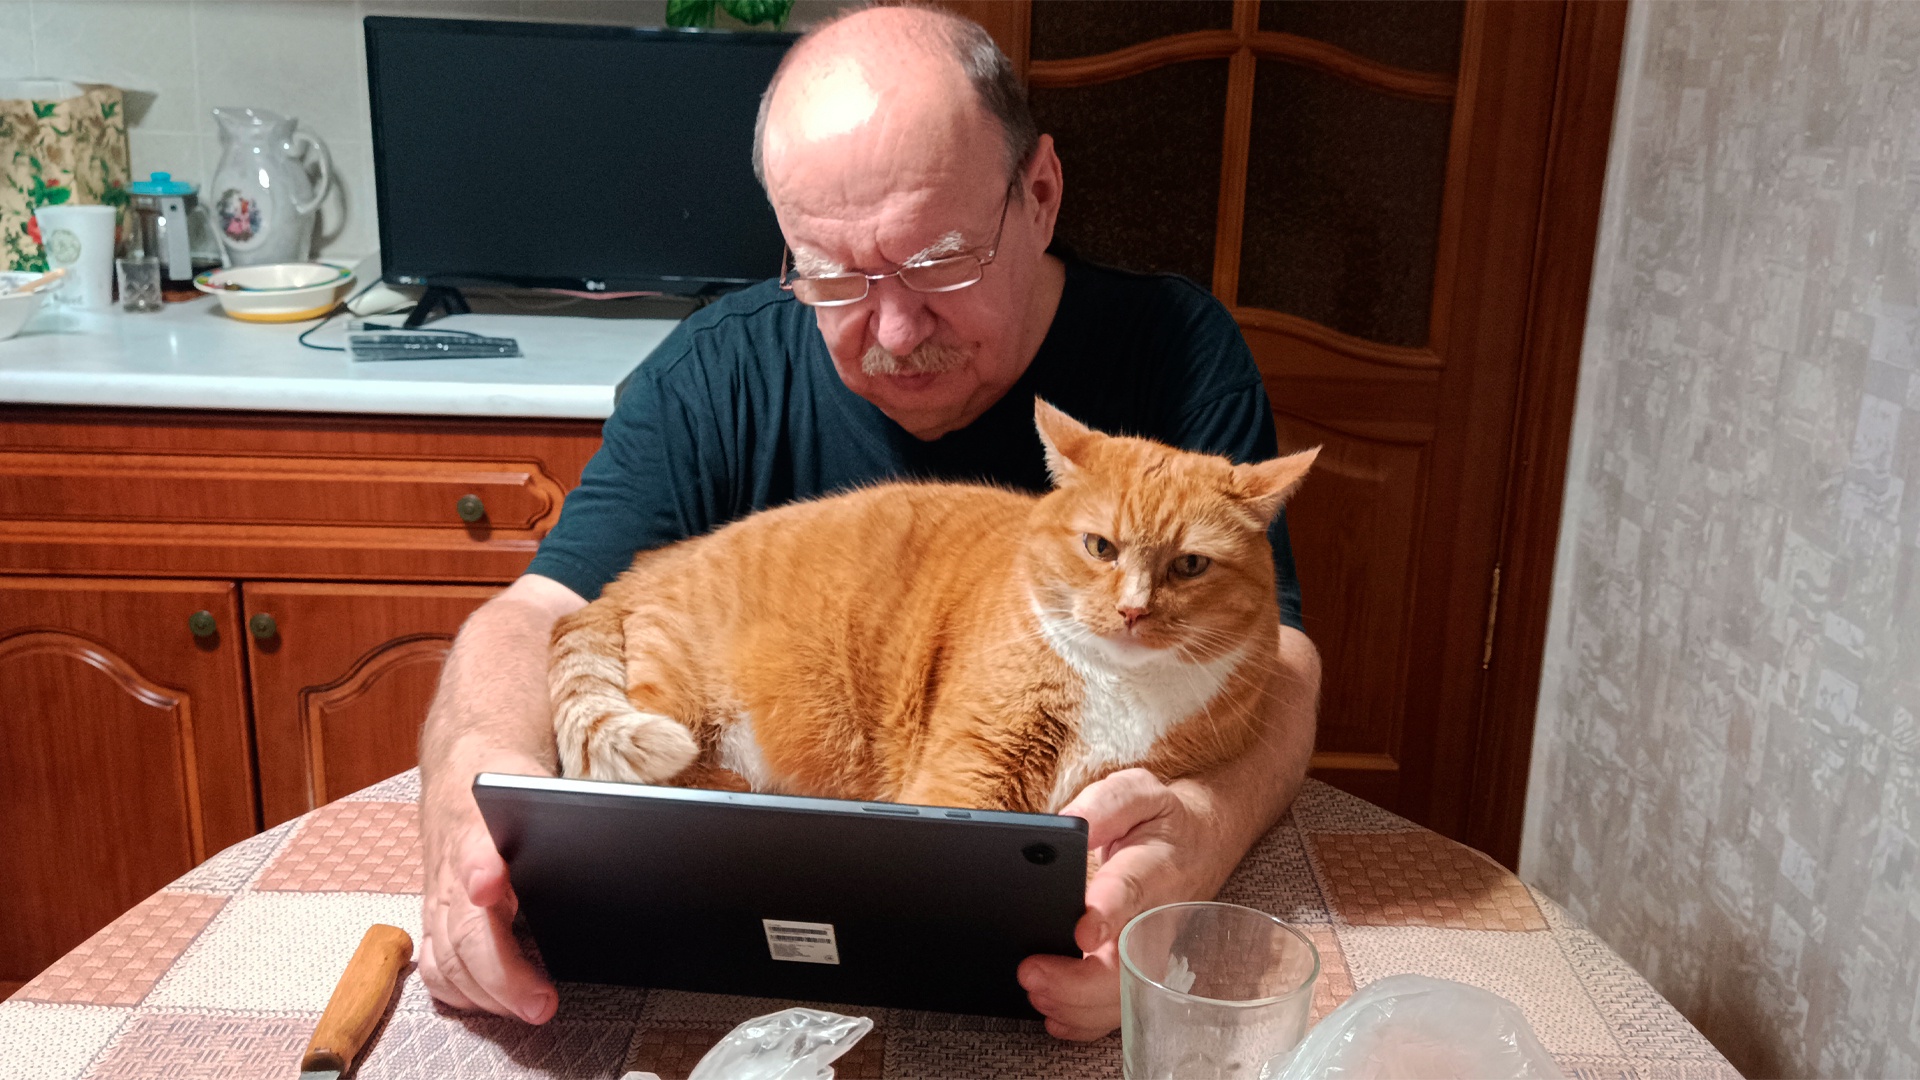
top-left (1522, 2), bottom-right (1920, 1077)
top-left (0, 0), bottom-right (844, 259)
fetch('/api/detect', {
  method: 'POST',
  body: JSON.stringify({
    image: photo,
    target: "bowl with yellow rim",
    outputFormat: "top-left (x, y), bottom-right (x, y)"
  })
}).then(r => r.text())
top-left (193, 262), bottom-right (353, 323)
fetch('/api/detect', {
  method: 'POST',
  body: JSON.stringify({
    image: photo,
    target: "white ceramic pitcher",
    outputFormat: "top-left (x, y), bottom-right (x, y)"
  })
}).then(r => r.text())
top-left (208, 106), bottom-right (332, 266)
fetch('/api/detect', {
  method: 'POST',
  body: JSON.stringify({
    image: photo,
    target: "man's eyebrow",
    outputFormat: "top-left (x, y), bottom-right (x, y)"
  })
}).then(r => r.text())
top-left (790, 229), bottom-right (968, 278)
top-left (790, 249), bottom-right (847, 276)
top-left (904, 230), bottom-right (967, 265)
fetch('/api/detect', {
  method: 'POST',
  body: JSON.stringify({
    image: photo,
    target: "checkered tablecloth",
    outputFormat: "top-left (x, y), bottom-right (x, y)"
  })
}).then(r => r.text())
top-left (0, 775), bottom-right (1737, 1079)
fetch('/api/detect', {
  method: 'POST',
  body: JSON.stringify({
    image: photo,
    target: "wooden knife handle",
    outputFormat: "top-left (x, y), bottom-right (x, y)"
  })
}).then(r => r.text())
top-left (300, 924), bottom-right (413, 1072)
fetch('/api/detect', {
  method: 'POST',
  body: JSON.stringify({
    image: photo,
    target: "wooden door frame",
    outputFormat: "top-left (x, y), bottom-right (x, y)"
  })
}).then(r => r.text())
top-left (1465, 1), bottom-right (1627, 866)
top-left (933, 0), bottom-right (1627, 866)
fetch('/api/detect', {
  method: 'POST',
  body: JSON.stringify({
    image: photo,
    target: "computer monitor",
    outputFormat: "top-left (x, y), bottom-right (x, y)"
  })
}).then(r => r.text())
top-left (364, 17), bottom-right (793, 298)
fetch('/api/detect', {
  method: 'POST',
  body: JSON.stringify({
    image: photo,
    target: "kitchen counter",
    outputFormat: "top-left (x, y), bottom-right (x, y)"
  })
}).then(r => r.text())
top-left (0, 295), bottom-right (679, 418)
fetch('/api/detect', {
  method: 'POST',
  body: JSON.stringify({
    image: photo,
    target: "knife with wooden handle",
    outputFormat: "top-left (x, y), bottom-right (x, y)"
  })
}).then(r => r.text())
top-left (299, 924), bottom-right (413, 1080)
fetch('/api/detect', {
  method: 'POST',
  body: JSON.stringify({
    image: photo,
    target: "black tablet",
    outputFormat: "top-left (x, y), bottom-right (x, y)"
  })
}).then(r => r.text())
top-left (473, 773), bottom-right (1088, 1018)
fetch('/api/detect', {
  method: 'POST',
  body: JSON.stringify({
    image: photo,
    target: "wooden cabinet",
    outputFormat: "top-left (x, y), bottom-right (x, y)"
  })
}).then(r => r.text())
top-left (0, 405), bottom-right (600, 994)
top-left (0, 577), bottom-right (257, 992)
top-left (244, 582), bottom-right (498, 828)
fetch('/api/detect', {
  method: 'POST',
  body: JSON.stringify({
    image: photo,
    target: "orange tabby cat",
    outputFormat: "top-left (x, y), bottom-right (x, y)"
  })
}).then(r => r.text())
top-left (549, 399), bottom-right (1316, 813)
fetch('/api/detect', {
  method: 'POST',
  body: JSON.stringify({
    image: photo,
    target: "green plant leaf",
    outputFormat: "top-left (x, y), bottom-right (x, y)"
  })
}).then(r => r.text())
top-left (720, 0), bottom-right (792, 27)
top-left (31, 101), bottom-right (57, 119)
top-left (666, 0), bottom-right (717, 27)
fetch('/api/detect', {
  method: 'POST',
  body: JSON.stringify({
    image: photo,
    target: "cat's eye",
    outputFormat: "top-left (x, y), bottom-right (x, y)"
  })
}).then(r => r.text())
top-left (1083, 534), bottom-right (1117, 561)
top-left (1171, 553), bottom-right (1211, 578)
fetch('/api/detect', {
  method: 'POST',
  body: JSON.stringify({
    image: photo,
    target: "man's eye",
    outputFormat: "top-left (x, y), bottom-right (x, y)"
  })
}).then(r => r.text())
top-left (1171, 553), bottom-right (1211, 578)
top-left (1082, 534), bottom-right (1116, 561)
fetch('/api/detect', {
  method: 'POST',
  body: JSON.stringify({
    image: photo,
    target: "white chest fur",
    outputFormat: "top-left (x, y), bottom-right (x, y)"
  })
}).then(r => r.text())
top-left (1032, 599), bottom-right (1246, 811)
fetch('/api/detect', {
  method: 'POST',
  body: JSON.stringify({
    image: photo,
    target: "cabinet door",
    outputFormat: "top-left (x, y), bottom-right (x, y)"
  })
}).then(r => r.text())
top-left (244, 582), bottom-right (497, 827)
top-left (0, 577), bottom-right (255, 991)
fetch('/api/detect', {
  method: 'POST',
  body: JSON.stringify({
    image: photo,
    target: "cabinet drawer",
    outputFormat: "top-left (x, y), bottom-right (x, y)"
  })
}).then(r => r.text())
top-left (0, 407), bottom-right (603, 581)
top-left (0, 450), bottom-right (563, 531)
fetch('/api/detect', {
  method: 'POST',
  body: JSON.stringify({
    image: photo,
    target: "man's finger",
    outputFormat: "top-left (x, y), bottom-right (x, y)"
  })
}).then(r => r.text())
top-left (1059, 769), bottom-right (1171, 853)
top-left (1021, 950), bottom-right (1123, 1039)
top-left (1079, 838), bottom-right (1175, 950)
top-left (447, 824), bottom-right (554, 1023)
top-left (449, 893), bottom-right (555, 1023)
top-left (1045, 1017), bottom-right (1116, 1042)
top-left (432, 891), bottom-right (516, 1019)
top-left (460, 826), bottom-right (514, 913)
top-left (1018, 949), bottom-right (1120, 1009)
top-left (417, 931), bottom-right (478, 1012)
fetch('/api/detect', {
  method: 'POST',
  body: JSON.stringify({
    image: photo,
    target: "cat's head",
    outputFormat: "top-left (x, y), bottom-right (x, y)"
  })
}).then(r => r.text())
top-left (1024, 398), bottom-right (1317, 666)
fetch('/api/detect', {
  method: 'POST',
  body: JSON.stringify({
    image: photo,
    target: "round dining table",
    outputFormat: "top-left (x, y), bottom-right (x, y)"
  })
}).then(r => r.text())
top-left (1, 772), bottom-right (1736, 1079)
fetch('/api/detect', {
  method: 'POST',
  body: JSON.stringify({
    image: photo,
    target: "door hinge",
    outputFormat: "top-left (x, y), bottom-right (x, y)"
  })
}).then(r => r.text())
top-left (1481, 564), bottom-right (1502, 670)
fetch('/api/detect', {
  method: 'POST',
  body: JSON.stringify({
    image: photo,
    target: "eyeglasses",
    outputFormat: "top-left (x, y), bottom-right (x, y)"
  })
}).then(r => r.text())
top-left (779, 181), bottom-right (1018, 308)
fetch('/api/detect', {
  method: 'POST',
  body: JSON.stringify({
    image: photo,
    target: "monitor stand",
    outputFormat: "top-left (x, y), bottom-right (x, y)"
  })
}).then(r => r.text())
top-left (403, 285), bottom-right (471, 328)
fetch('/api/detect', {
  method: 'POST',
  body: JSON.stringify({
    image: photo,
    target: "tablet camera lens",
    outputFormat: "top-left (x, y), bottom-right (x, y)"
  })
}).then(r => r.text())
top-left (1023, 843), bottom-right (1056, 866)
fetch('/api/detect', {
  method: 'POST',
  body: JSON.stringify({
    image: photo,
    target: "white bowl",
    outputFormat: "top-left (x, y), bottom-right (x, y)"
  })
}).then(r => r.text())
top-left (0, 272), bottom-right (53, 341)
top-left (194, 262), bottom-right (353, 323)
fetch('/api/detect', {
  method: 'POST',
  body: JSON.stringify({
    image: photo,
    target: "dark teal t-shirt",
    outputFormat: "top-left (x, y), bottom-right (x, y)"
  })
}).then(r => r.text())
top-left (528, 255), bottom-right (1304, 630)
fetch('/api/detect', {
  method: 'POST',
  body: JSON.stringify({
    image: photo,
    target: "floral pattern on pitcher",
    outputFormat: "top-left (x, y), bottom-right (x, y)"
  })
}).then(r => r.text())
top-left (217, 190), bottom-right (261, 243)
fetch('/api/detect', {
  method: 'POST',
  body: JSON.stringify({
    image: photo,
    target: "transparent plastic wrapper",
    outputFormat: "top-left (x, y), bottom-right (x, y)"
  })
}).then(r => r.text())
top-left (1269, 975), bottom-right (1565, 1080)
top-left (622, 1007), bottom-right (874, 1080)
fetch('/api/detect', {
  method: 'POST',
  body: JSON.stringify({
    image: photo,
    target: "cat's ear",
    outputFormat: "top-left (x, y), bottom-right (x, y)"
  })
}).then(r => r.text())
top-left (1034, 397), bottom-right (1100, 485)
top-left (1232, 446), bottom-right (1320, 521)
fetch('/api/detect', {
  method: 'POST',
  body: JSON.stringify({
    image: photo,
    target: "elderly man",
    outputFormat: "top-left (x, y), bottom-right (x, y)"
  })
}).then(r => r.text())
top-left (418, 6), bottom-right (1320, 1041)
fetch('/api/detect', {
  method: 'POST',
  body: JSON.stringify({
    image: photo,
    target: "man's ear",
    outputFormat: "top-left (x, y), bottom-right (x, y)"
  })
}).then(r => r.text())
top-left (1232, 447), bottom-right (1321, 522)
top-left (1034, 397), bottom-right (1100, 485)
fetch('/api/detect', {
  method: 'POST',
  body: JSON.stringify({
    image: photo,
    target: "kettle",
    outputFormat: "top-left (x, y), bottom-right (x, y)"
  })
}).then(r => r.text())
top-left (125, 172), bottom-right (220, 293)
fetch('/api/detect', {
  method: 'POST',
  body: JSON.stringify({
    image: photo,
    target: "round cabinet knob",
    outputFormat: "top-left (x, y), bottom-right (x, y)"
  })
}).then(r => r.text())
top-left (456, 493), bottom-right (486, 523)
top-left (249, 612), bottom-right (278, 640)
top-left (187, 610), bottom-right (217, 638)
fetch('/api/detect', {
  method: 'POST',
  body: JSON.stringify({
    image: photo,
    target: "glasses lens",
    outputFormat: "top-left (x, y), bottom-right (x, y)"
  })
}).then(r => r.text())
top-left (898, 256), bottom-right (984, 294)
top-left (790, 274), bottom-right (869, 306)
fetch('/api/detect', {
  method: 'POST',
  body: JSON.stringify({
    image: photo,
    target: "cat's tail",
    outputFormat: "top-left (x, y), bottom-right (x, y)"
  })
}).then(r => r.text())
top-left (549, 602), bottom-right (700, 783)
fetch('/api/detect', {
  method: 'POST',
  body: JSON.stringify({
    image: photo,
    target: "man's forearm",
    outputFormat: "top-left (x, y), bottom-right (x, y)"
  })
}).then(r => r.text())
top-left (1171, 626), bottom-right (1321, 889)
top-left (420, 576), bottom-right (586, 799)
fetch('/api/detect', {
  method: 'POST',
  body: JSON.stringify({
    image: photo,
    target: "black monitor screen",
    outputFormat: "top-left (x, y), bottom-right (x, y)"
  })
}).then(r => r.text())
top-left (365, 17), bottom-right (793, 294)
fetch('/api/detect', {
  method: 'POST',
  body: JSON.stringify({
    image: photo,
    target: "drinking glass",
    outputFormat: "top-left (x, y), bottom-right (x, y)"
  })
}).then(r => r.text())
top-left (1120, 902), bottom-right (1320, 1080)
top-left (117, 257), bottom-right (163, 313)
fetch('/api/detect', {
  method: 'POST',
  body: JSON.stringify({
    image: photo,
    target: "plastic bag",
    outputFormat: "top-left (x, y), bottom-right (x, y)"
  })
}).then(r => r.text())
top-left (622, 1007), bottom-right (874, 1080)
top-left (1268, 975), bottom-right (1565, 1080)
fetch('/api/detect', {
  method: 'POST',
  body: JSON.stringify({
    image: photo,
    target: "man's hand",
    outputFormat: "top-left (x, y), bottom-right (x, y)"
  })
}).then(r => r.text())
top-left (1017, 769), bottom-right (1227, 1040)
top-left (419, 750), bottom-right (558, 1024)
top-left (416, 574), bottom-right (583, 1023)
top-left (1017, 628), bottom-right (1321, 1041)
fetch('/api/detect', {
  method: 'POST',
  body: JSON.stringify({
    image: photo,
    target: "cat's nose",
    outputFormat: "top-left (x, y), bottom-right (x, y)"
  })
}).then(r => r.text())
top-left (1118, 606), bottom-right (1148, 629)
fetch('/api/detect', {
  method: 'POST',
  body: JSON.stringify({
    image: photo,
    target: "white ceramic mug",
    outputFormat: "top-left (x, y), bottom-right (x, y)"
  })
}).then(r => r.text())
top-left (34, 204), bottom-right (117, 309)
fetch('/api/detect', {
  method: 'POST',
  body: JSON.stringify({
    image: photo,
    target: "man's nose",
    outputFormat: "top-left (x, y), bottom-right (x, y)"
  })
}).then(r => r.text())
top-left (869, 278), bottom-right (935, 357)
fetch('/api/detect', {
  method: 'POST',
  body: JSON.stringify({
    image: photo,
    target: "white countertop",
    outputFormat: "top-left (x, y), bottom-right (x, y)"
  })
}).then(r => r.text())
top-left (0, 295), bottom-right (680, 418)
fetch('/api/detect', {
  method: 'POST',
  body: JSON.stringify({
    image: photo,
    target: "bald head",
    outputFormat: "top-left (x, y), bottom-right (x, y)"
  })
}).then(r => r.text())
top-left (753, 6), bottom-right (1036, 194)
top-left (748, 7), bottom-right (1067, 443)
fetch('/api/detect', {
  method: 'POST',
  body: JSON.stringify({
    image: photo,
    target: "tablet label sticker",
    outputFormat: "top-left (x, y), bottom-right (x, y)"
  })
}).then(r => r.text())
top-left (763, 919), bottom-right (840, 964)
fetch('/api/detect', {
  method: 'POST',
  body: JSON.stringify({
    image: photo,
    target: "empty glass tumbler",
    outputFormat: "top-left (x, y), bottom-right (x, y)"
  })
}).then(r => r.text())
top-left (116, 257), bottom-right (163, 313)
top-left (1120, 902), bottom-right (1320, 1080)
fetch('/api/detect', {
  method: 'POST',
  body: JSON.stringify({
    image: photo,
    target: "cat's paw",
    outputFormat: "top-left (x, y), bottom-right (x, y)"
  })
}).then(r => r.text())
top-left (561, 707), bottom-right (701, 784)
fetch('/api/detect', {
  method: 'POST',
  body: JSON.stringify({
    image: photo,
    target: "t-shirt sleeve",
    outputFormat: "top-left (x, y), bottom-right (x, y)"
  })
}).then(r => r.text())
top-left (1152, 286), bottom-right (1305, 632)
top-left (524, 354), bottom-right (731, 602)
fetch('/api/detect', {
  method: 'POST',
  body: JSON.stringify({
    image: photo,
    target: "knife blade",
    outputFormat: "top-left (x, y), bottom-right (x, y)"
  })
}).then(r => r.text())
top-left (298, 923), bottom-right (413, 1080)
